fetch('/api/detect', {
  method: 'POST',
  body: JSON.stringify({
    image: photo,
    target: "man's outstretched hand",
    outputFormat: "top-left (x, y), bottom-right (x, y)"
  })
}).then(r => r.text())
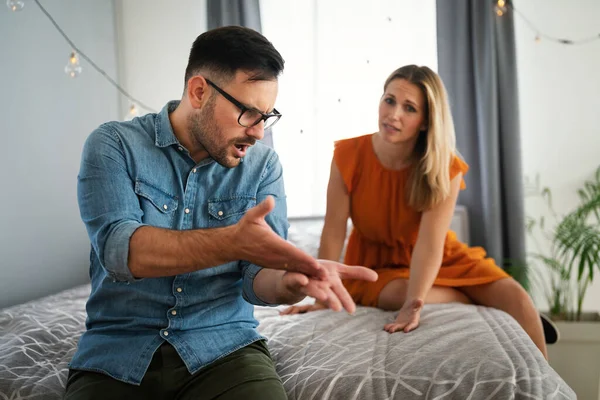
top-left (237, 196), bottom-right (378, 314)
top-left (234, 196), bottom-right (326, 278)
top-left (279, 259), bottom-right (378, 314)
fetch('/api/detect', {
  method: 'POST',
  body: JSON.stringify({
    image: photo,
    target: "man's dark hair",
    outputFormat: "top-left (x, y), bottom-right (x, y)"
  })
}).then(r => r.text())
top-left (184, 26), bottom-right (284, 87)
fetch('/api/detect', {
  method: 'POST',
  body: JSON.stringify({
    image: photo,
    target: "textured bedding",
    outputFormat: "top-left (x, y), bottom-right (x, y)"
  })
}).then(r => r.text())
top-left (0, 284), bottom-right (575, 399)
top-left (258, 303), bottom-right (575, 399)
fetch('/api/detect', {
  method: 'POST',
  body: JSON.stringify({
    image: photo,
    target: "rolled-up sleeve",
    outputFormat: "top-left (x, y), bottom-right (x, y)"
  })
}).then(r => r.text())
top-left (77, 124), bottom-right (145, 283)
top-left (240, 152), bottom-right (289, 306)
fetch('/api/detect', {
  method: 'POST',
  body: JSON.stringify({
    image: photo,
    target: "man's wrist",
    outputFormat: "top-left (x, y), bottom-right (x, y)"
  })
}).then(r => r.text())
top-left (217, 225), bottom-right (240, 260)
top-left (277, 273), bottom-right (305, 304)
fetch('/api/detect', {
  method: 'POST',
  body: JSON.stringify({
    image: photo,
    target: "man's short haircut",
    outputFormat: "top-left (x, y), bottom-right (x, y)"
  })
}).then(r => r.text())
top-left (184, 26), bottom-right (285, 87)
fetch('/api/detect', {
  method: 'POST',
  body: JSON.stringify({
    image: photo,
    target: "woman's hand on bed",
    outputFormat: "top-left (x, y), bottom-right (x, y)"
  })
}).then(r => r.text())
top-left (383, 298), bottom-right (424, 333)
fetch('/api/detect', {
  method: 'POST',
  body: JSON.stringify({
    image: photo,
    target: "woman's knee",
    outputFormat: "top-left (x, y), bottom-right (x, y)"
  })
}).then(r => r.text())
top-left (467, 278), bottom-right (535, 315)
top-left (505, 281), bottom-right (537, 316)
top-left (377, 279), bottom-right (409, 310)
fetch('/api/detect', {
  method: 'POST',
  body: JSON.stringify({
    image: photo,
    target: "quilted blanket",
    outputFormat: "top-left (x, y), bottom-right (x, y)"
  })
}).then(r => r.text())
top-left (0, 284), bottom-right (575, 399)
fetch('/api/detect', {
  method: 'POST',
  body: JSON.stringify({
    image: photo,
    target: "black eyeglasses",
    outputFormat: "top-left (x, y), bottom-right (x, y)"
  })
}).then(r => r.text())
top-left (205, 79), bottom-right (282, 130)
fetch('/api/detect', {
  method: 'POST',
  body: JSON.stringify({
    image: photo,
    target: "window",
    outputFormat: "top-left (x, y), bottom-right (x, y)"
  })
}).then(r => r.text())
top-left (261, 0), bottom-right (437, 216)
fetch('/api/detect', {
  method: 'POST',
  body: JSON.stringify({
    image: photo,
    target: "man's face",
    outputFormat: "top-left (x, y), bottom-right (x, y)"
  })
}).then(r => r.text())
top-left (188, 72), bottom-right (279, 168)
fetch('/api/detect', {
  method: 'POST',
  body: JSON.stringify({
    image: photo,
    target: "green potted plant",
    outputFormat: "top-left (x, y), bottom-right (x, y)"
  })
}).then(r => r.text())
top-left (526, 167), bottom-right (600, 321)
top-left (524, 166), bottom-right (600, 399)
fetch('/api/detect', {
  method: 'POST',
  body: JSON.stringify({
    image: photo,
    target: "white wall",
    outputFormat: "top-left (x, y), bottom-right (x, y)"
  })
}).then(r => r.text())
top-left (114, 0), bottom-right (207, 117)
top-left (515, 0), bottom-right (600, 312)
top-left (0, 0), bottom-right (207, 309)
top-left (114, 0), bottom-right (436, 218)
top-left (261, 0), bottom-right (438, 217)
top-left (0, 0), bottom-right (120, 308)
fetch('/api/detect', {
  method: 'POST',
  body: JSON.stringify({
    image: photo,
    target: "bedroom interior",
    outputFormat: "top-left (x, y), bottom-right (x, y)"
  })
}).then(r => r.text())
top-left (1, 0), bottom-right (598, 398)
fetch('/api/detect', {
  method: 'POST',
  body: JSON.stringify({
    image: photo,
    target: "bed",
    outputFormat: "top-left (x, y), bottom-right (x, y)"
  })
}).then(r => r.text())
top-left (0, 210), bottom-right (576, 399)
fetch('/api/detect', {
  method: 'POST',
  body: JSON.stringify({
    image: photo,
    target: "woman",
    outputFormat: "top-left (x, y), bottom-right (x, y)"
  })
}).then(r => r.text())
top-left (281, 65), bottom-right (549, 359)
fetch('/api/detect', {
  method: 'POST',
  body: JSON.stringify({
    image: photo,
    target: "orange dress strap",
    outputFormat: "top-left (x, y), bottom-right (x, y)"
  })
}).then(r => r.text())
top-left (333, 135), bottom-right (369, 194)
top-left (450, 153), bottom-right (469, 190)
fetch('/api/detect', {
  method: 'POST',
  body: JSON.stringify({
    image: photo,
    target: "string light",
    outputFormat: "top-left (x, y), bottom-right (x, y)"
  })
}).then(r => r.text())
top-left (11, 0), bottom-right (157, 117)
top-left (495, 0), bottom-right (600, 45)
top-left (494, 0), bottom-right (507, 17)
top-left (6, 0), bottom-right (24, 12)
top-left (125, 104), bottom-right (139, 121)
top-left (64, 52), bottom-right (82, 78)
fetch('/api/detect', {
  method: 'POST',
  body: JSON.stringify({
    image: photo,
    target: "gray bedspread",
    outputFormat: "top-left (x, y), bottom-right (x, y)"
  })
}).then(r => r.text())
top-left (257, 304), bottom-right (576, 399)
top-left (0, 284), bottom-right (576, 399)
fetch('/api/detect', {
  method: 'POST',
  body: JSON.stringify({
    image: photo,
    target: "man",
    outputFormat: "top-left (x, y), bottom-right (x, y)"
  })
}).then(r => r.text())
top-left (65, 26), bottom-right (377, 399)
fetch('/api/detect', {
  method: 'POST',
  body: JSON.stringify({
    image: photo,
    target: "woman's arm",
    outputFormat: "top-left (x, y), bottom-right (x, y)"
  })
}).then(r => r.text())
top-left (384, 173), bottom-right (463, 333)
top-left (405, 174), bottom-right (463, 302)
top-left (279, 158), bottom-right (351, 315)
top-left (318, 158), bottom-right (351, 261)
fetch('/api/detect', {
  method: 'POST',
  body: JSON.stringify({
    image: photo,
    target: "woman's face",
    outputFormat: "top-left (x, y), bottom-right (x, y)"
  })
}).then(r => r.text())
top-left (377, 78), bottom-right (428, 145)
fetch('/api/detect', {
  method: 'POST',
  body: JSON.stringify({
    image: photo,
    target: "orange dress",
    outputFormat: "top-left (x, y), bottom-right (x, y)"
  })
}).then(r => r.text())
top-left (336, 134), bottom-right (509, 307)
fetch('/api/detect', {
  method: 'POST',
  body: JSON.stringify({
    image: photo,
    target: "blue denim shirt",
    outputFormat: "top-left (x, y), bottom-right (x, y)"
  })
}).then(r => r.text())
top-left (70, 101), bottom-right (288, 385)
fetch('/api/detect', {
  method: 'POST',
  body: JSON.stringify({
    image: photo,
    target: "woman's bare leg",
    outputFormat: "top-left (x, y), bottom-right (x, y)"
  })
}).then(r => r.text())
top-left (458, 278), bottom-right (548, 359)
top-left (378, 278), bottom-right (471, 311)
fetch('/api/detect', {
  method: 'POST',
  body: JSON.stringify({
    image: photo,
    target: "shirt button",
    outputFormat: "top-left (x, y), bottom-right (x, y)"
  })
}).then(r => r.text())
top-left (185, 208), bottom-right (190, 214)
top-left (176, 287), bottom-right (182, 293)
top-left (178, 146), bottom-right (183, 151)
top-left (163, 330), bottom-right (169, 336)
top-left (163, 204), bottom-right (168, 210)
top-left (171, 310), bottom-right (177, 316)
top-left (192, 168), bottom-right (197, 173)
top-left (217, 210), bottom-right (224, 216)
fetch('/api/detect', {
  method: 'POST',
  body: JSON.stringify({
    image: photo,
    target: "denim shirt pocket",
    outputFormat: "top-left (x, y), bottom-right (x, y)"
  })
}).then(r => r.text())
top-left (135, 179), bottom-right (179, 228)
top-left (208, 196), bottom-right (257, 228)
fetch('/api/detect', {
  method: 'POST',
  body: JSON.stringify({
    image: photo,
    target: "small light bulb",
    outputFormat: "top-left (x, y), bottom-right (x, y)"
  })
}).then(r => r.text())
top-left (64, 52), bottom-right (82, 78)
top-left (6, 0), bottom-right (24, 11)
top-left (125, 104), bottom-right (139, 121)
top-left (495, 0), bottom-right (507, 16)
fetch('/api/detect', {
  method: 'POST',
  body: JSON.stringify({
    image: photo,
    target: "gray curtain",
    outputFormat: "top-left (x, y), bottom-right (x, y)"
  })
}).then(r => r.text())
top-left (436, 0), bottom-right (525, 266)
top-left (206, 0), bottom-right (274, 148)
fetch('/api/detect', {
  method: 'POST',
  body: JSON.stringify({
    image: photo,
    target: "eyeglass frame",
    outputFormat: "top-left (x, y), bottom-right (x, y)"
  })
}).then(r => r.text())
top-left (205, 78), bottom-right (282, 129)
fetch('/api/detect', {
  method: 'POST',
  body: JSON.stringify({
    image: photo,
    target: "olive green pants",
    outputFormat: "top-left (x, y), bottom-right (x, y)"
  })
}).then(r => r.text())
top-left (63, 340), bottom-right (287, 400)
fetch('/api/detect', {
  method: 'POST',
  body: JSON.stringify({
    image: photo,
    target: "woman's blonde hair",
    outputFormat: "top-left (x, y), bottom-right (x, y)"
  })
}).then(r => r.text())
top-left (383, 65), bottom-right (457, 212)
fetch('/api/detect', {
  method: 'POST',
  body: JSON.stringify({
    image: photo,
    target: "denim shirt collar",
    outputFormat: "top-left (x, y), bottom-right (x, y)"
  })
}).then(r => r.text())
top-left (154, 100), bottom-right (181, 148)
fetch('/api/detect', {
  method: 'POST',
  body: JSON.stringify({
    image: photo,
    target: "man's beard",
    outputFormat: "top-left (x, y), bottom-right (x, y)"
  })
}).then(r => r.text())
top-left (188, 101), bottom-right (245, 169)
